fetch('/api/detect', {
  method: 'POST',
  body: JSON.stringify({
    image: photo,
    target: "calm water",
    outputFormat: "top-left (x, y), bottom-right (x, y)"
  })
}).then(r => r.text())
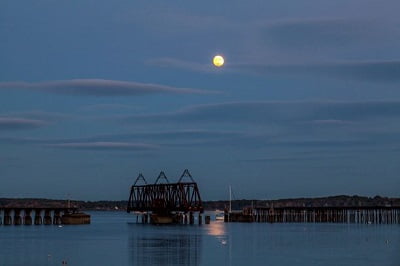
top-left (0, 211), bottom-right (399, 266)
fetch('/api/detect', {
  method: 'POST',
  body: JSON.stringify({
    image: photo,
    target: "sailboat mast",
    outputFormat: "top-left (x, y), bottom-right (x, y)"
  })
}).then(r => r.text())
top-left (229, 185), bottom-right (232, 212)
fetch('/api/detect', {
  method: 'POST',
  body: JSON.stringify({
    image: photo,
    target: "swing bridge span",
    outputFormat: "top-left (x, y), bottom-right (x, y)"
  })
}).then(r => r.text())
top-left (127, 169), bottom-right (203, 223)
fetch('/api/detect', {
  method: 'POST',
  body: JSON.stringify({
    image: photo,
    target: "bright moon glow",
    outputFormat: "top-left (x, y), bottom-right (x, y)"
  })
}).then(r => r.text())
top-left (213, 55), bottom-right (224, 67)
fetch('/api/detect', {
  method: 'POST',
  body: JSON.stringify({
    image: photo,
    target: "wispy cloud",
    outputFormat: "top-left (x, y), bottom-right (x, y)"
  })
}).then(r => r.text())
top-left (233, 60), bottom-right (400, 82)
top-left (0, 129), bottom-right (245, 147)
top-left (115, 7), bottom-right (239, 34)
top-left (85, 129), bottom-right (243, 142)
top-left (123, 100), bottom-right (400, 125)
top-left (146, 57), bottom-right (218, 73)
top-left (261, 18), bottom-right (384, 50)
top-left (47, 142), bottom-right (159, 151)
top-left (0, 79), bottom-right (218, 96)
top-left (0, 117), bottom-right (48, 130)
top-left (80, 104), bottom-right (140, 112)
top-left (1, 111), bottom-right (73, 122)
top-left (2, 101), bottom-right (400, 153)
top-left (241, 154), bottom-right (355, 163)
top-left (146, 55), bottom-right (400, 83)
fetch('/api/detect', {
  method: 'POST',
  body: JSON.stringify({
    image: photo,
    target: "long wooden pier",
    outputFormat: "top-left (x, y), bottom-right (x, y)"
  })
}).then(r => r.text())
top-left (227, 206), bottom-right (400, 224)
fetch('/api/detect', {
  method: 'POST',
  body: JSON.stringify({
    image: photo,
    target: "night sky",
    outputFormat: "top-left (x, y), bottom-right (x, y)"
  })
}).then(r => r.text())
top-left (1, 0), bottom-right (399, 200)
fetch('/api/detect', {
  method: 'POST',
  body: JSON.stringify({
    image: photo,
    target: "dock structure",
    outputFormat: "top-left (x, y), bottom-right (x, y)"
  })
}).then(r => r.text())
top-left (0, 207), bottom-right (89, 225)
top-left (127, 169), bottom-right (204, 224)
top-left (226, 206), bottom-right (400, 224)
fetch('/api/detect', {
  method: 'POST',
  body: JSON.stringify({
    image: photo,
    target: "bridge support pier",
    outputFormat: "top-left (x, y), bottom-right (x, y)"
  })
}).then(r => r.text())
top-left (4, 210), bottom-right (12, 225)
top-left (53, 210), bottom-right (61, 225)
top-left (0, 207), bottom-right (81, 226)
top-left (44, 210), bottom-right (52, 225)
top-left (198, 214), bottom-right (202, 225)
top-left (24, 209), bottom-right (32, 225)
top-left (34, 210), bottom-right (42, 225)
top-left (14, 209), bottom-right (22, 225)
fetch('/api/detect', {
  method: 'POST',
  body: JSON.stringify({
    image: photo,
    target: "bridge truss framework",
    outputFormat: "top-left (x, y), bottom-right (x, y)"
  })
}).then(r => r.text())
top-left (127, 169), bottom-right (203, 215)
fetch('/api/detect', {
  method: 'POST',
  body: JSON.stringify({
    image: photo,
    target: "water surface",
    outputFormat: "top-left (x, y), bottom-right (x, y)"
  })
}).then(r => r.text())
top-left (0, 211), bottom-right (399, 266)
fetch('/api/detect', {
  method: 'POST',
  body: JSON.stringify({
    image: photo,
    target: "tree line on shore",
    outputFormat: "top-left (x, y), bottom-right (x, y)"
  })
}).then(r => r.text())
top-left (1, 195), bottom-right (399, 211)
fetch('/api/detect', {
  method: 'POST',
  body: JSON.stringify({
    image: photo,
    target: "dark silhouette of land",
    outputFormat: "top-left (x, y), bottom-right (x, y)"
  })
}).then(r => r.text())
top-left (1, 195), bottom-right (399, 211)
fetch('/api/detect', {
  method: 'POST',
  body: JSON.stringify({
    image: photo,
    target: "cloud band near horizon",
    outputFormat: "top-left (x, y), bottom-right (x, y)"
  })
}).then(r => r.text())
top-left (0, 79), bottom-right (218, 96)
top-left (46, 141), bottom-right (159, 151)
top-left (122, 100), bottom-right (400, 125)
top-left (0, 117), bottom-right (48, 130)
top-left (147, 56), bottom-right (400, 82)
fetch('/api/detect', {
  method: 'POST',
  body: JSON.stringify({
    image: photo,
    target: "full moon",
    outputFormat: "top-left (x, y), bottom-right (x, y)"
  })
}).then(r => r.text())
top-left (213, 55), bottom-right (224, 67)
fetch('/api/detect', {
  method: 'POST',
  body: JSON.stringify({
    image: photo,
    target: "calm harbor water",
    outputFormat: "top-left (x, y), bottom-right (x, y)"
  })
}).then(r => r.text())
top-left (0, 211), bottom-right (399, 266)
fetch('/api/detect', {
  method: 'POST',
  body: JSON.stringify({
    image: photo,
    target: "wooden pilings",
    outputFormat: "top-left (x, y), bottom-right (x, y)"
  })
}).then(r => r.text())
top-left (250, 207), bottom-right (400, 224)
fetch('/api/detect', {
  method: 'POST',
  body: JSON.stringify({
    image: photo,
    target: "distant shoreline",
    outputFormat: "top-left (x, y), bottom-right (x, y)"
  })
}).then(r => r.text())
top-left (1, 195), bottom-right (399, 211)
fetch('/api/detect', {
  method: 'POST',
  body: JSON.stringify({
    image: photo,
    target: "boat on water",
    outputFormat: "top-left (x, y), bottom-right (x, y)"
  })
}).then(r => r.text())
top-left (215, 212), bottom-right (225, 221)
top-left (215, 186), bottom-right (232, 222)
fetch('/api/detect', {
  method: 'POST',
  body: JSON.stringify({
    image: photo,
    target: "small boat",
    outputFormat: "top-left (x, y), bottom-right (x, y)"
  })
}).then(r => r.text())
top-left (215, 212), bottom-right (225, 221)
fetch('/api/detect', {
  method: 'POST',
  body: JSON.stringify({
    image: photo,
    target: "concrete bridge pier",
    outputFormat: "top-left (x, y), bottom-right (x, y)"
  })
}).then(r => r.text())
top-left (34, 210), bottom-right (42, 225)
top-left (44, 210), bottom-right (52, 225)
top-left (53, 210), bottom-right (62, 225)
top-left (198, 213), bottom-right (202, 225)
top-left (24, 209), bottom-right (33, 225)
top-left (13, 209), bottom-right (22, 225)
top-left (3, 210), bottom-right (12, 225)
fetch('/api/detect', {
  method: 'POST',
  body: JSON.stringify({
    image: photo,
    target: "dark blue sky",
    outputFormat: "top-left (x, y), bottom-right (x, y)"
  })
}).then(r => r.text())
top-left (1, 0), bottom-right (400, 200)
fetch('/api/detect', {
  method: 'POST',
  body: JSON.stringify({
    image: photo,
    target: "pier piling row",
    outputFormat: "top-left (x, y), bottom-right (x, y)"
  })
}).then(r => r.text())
top-left (247, 206), bottom-right (400, 224)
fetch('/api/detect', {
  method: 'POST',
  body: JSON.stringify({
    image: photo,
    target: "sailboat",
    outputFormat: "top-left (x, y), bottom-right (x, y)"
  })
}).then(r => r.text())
top-left (216, 185), bottom-right (232, 221)
top-left (225, 186), bottom-right (253, 222)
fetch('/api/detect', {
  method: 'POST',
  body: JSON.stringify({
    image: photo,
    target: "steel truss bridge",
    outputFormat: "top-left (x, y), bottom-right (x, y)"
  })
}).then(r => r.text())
top-left (127, 169), bottom-right (203, 214)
